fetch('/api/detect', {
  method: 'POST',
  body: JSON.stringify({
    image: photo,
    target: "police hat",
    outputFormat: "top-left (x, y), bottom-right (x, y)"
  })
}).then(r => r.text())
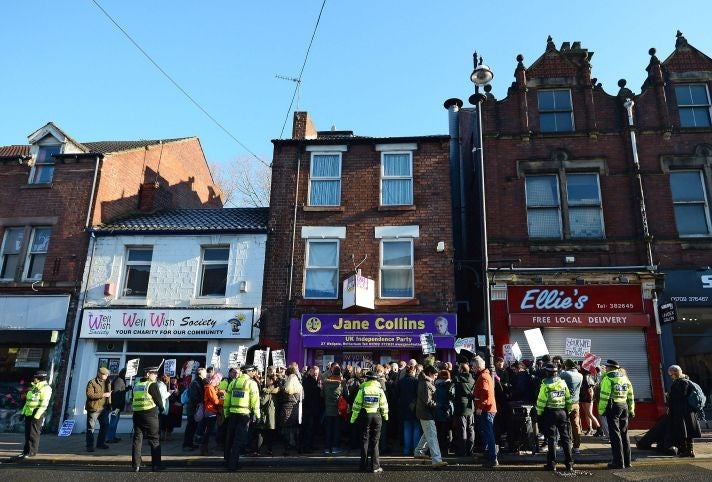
top-left (145, 366), bottom-right (160, 373)
top-left (33, 370), bottom-right (48, 379)
top-left (242, 364), bottom-right (257, 372)
top-left (605, 359), bottom-right (620, 369)
top-left (364, 371), bottom-right (378, 380)
top-left (544, 363), bottom-right (558, 373)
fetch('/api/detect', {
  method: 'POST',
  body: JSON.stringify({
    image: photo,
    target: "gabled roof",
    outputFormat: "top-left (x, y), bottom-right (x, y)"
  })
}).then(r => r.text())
top-left (92, 208), bottom-right (268, 235)
top-left (82, 138), bottom-right (192, 154)
top-left (0, 145), bottom-right (30, 158)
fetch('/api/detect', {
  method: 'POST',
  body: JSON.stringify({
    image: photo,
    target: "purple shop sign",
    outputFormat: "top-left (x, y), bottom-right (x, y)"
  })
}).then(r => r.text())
top-left (300, 313), bottom-right (457, 338)
top-left (302, 334), bottom-right (455, 349)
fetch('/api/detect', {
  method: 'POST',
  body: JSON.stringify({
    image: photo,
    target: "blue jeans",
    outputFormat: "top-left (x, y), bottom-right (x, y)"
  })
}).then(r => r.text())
top-left (415, 419), bottom-right (442, 463)
top-left (402, 419), bottom-right (422, 455)
top-left (106, 410), bottom-right (121, 441)
top-left (478, 412), bottom-right (497, 461)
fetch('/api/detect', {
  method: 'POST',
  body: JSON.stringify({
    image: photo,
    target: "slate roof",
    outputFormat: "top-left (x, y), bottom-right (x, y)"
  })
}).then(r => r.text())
top-left (0, 145), bottom-right (30, 157)
top-left (93, 208), bottom-right (268, 235)
top-left (82, 138), bottom-right (191, 154)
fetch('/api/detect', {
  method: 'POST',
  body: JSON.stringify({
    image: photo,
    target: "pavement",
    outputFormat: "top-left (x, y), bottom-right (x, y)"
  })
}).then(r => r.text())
top-left (0, 429), bottom-right (710, 470)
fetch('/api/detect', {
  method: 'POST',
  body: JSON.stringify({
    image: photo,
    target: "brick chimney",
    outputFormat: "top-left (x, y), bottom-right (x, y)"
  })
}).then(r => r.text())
top-left (292, 112), bottom-right (317, 140)
top-left (138, 182), bottom-right (159, 212)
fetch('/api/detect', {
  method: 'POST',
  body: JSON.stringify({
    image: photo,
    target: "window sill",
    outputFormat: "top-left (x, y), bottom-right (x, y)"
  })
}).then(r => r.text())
top-left (110, 298), bottom-right (149, 305)
top-left (302, 206), bottom-right (345, 212)
top-left (378, 205), bottom-right (416, 211)
top-left (679, 237), bottom-right (712, 250)
top-left (678, 126), bottom-right (712, 133)
top-left (529, 242), bottom-right (609, 253)
top-left (190, 298), bottom-right (228, 305)
top-left (297, 298), bottom-right (341, 306)
top-left (376, 298), bottom-right (420, 306)
top-left (20, 183), bottom-right (53, 189)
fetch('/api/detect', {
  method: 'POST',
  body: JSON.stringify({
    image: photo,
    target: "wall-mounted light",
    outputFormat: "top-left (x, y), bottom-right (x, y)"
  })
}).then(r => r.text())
top-left (575, 276), bottom-right (585, 285)
top-left (564, 256), bottom-right (575, 264)
top-left (436, 241), bottom-right (445, 253)
top-left (239, 281), bottom-right (249, 293)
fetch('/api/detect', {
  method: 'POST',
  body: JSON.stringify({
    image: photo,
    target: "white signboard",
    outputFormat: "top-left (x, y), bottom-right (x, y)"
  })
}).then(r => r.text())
top-left (272, 349), bottom-right (286, 369)
top-left (503, 342), bottom-right (523, 363)
top-left (523, 328), bottom-right (549, 358)
top-left (322, 355), bottom-right (335, 372)
top-left (163, 359), bottom-right (177, 377)
top-left (565, 338), bottom-right (592, 358)
top-left (420, 333), bottom-right (435, 354)
top-left (454, 337), bottom-right (477, 354)
top-left (477, 335), bottom-right (494, 347)
top-left (253, 349), bottom-right (264, 372)
top-left (511, 342), bottom-right (522, 361)
top-left (210, 347), bottom-right (222, 369)
top-left (229, 346), bottom-right (248, 369)
top-left (58, 419), bottom-right (75, 437)
top-left (125, 358), bottom-right (140, 378)
top-left (342, 274), bottom-right (375, 310)
top-left (0, 295), bottom-right (70, 330)
top-left (80, 308), bottom-right (255, 339)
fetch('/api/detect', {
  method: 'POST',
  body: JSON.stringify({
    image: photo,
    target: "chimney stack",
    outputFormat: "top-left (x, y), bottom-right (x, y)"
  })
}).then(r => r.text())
top-left (292, 112), bottom-right (317, 140)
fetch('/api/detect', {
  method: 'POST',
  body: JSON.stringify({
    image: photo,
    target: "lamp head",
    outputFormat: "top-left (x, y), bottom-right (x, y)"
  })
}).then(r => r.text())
top-left (470, 64), bottom-right (494, 85)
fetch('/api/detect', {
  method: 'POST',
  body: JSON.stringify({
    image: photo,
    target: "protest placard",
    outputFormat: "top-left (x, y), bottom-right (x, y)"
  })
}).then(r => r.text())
top-left (272, 349), bottom-right (286, 369)
top-left (125, 358), bottom-right (140, 378)
top-left (511, 342), bottom-right (522, 361)
top-left (523, 328), bottom-right (549, 358)
top-left (454, 337), bottom-right (477, 355)
top-left (420, 333), bottom-right (435, 354)
top-left (565, 338), bottom-right (592, 358)
top-left (58, 419), bottom-right (75, 437)
top-left (163, 359), bottom-right (176, 377)
top-left (211, 347), bottom-right (222, 369)
top-left (253, 349), bottom-right (264, 371)
top-left (581, 352), bottom-right (601, 372)
top-left (503, 343), bottom-right (523, 363)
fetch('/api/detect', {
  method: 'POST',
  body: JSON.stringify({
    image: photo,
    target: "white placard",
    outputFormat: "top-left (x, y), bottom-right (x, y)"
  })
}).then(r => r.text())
top-left (454, 337), bottom-right (477, 355)
top-left (322, 355), bottom-right (335, 372)
top-left (420, 333), bottom-right (435, 354)
top-left (211, 347), bottom-right (222, 369)
top-left (253, 349), bottom-right (264, 371)
top-left (477, 335), bottom-right (494, 347)
top-left (565, 338), bottom-right (592, 358)
top-left (272, 349), bottom-right (286, 369)
top-left (264, 348), bottom-right (271, 372)
top-left (523, 328), bottom-right (549, 358)
top-left (163, 359), bottom-right (176, 377)
top-left (125, 358), bottom-right (140, 378)
top-left (57, 419), bottom-right (75, 437)
top-left (511, 342), bottom-right (522, 361)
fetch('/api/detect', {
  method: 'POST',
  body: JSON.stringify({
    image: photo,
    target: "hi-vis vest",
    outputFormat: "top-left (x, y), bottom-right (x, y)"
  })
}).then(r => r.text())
top-left (598, 371), bottom-right (635, 415)
top-left (536, 377), bottom-right (571, 416)
top-left (350, 379), bottom-right (389, 423)
top-left (22, 381), bottom-right (52, 418)
top-left (132, 380), bottom-right (157, 412)
top-left (225, 374), bottom-right (260, 417)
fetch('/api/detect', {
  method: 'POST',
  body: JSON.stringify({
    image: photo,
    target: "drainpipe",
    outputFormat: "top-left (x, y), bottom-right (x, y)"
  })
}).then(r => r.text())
top-left (84, 155), bottom-right (102, 229)
top-left (444, 98), bottom-right (466, 253)
top-left (285, 147), bottom-right (302, 344)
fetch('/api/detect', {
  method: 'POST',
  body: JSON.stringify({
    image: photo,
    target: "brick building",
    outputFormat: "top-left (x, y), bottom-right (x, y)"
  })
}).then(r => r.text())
top-left (0, 122), bottom-right (221, 431)
top-left (445, 31), bottom-right (712, 425)
top-left (261, 112), bottom-right (457, 368)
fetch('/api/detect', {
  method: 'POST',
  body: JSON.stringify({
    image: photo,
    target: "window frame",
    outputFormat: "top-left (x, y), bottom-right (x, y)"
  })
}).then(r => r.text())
top-left (303, 239), bottom-right (340, 299)
top-left (197, 246), bottom-right (230, 298)
top-left (29, 145), bottom-right (61, 184)
top-left (121, 247), bottom-right (154, 298)
top-left (379, 238), bottom-right (415, 299)
top-left (525, 174), bottom-right (563, 240)
top-left (670, 169), bottom-right (712, 237)
top-left (308, 152), bottom-right (342, 207)
top-left (0, 227), bottom-right (26, 281)
top-left (675, 84), bottom-right (712, 128)
top-left (380, 151), bottom-right (414, 206)
top-left (22, 227), bottom-right (51, 281)
top-left (538, 89), bottom-right (574, 133)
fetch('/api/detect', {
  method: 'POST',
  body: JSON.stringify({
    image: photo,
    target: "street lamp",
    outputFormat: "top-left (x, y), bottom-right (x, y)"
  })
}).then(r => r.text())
top-left (469, 52), bottom-right (494, 369)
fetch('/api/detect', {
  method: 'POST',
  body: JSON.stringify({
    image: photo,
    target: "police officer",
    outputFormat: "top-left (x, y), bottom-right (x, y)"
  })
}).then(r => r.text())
top-left (598, 359), bottom-right (634, 469)
top-left (224, 364), bottom-right (260, 471)
top-left (536, 363), bottom-right (573, 472)
top-left (216, 367), bottom-right (238, 448)
top-left (131, 366), bottom-right (164, 472)
top-left (18, 370), bottom-right (52, 459)
top-left (350, 370), bottom-right (389, 473)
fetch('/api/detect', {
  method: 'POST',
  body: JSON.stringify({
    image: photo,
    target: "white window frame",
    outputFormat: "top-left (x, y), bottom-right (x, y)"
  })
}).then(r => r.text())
top-left (308, 152), bottom-right (342, 206)
top-left (197, 246), bottom-right (230, 297)
top-left (379, 238), bottom-right (415, 299)
top-left (22, 227), bottom-right (51, 281)
top-left (121, 247), bottom-right (153, 298)
top-left (525, 174), bottom-right (563, 239)
top-left (675, 84), bottom-right (712, 128)
top-left (566, 173), bottom-right (605, 239)
top-left (0, 227), bottom-right (25, 281)
top-left (380, 151), bottom-right (414, 206)
top-left (29, 144), bottom-right (61, 184)
top-left (304, 239), bottom-right (340, 299)
top-left (538, 89), bottom-right (574, 133)
top-left (670, 170), bottom-right (712, 237)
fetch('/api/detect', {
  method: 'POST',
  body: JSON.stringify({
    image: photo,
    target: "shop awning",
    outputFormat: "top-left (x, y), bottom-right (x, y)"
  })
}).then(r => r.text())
top-left (0, 295), bottom-right (70, 330)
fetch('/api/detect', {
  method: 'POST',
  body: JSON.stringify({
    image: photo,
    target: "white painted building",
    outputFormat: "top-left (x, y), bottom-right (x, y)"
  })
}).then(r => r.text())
top-left (65, 208), bottom-right (267, 433)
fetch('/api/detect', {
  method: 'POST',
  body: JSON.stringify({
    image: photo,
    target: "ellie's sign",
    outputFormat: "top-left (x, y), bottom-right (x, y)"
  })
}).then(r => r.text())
top-left (508, 285), bottom-right (644, 314)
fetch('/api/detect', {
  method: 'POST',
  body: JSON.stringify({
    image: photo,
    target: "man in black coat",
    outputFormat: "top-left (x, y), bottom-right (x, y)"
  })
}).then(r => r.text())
top-left (183, 367), bottom-right (206, 450)
top-left (301, 365), bottom-right (322, 453)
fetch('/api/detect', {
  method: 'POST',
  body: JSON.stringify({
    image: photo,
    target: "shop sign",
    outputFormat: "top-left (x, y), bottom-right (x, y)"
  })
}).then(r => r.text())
top-left (342, 274), bottom-right (375, 310)
top-left (300, 313), bottom-right (456, 349)
top-left (0, 295), bottom-right (70, 330)
top-left (508, 285), bottom-right (644, 314)
top-left (510, 313), bottom-right (650, 327)
top-left (659, 302), bottom-right (677, 324)
top-left (80, 308), bottom-right (254, 339)
top-left (663, 270), bottom-right (712, 306)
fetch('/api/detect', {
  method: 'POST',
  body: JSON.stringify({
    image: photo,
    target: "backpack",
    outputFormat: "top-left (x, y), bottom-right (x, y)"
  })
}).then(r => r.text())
top-left (687, 379), bottom-right (707, 412)
top-left (180, 388), bottom-right (189, 405)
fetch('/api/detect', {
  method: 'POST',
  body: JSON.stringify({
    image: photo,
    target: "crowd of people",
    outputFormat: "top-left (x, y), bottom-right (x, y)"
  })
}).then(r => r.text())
top-left (13, 353), bottom-right (707, 473)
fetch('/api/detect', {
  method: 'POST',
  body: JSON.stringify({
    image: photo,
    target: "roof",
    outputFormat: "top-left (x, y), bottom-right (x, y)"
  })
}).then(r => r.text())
top-left (93, 208), bottom-right (268, 235)
top-left (272, 134), bottom-right (448, 146)
top-left (0, 145), bottom-right (30, 158)
top-left (82, 138), bottom-right (192, 154)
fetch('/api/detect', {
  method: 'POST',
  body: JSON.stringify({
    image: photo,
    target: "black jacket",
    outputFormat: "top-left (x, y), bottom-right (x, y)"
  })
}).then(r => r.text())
top-left (111, 376), bottom-right (126, 411)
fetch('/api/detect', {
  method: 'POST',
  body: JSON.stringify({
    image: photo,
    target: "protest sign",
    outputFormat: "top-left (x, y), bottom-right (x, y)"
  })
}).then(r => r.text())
top-left (58, 419), bottom-right (75, 437)
top-left (163, 359), bottom-right (176, 377)
top-left (454, 337), bottom-right (477, 355)
top-left (565, 338), bottom-right (592, 358)
top-left (581, 352), bottom-right (601, 372)
top-left (420, 333), bottom-right (435, 354)
top-left (125, 358), bottom-right (140, 378)
top-left (211, 347), bottom-right (222, 369)
top-left (523, 328), bottom-right (549, 358)
top-left (253, 349), bottom-right (264, 371)
top-left (511, 342), bottom-right (522, 361)
top-left (503, 342), bottom-right (522, 363)
top-left (272, 349), bottom-right (286, 369)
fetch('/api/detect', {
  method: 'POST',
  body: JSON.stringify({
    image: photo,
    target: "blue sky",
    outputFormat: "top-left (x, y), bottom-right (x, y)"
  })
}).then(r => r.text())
top-left (1, 1), bottom-right (710, 169)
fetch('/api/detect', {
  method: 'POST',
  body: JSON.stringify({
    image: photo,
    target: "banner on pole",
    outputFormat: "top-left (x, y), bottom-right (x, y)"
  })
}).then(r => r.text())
top-left (125, 358), bottom-right (140, 378)
top-left (272, 349), bottom-right (286, 369)
top-left (253, 350), bottom-right (264, 372)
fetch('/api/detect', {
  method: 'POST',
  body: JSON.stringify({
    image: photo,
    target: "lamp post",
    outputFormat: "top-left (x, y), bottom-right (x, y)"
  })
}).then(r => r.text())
top-left (469, 52), bottom-right (494, 369)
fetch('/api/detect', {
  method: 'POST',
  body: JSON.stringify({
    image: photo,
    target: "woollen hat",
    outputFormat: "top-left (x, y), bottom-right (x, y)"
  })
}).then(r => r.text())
top-left (544, 363), bottom-right (558, 373)
top-left (98, 367), bottom-right (110, 375)
top-left (605, 359), bottom-right (620, 369)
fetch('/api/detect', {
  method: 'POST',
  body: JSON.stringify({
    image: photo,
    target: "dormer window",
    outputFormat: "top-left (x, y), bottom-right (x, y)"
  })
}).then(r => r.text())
top-left (30, 145), bottom-right (60, 184)
top-left (538, 89), bottom-right (574, 133)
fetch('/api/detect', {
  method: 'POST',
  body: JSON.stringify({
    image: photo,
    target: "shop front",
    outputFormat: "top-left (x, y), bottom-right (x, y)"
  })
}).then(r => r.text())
top-left (287, 313), bottom-right (457, 370)
top-left (498, 284), bottom-right (665, 425)
top-left (0, 295), bottom-right (70, 432)
top-left (68, 307), bottom-right (258, 433)
top-left (660, 269), bottom-right (712, 413)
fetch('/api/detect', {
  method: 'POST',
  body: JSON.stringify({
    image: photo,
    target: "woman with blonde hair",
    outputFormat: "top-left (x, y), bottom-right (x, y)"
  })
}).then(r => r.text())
top-left (277, 366), bottom-right (303, 455)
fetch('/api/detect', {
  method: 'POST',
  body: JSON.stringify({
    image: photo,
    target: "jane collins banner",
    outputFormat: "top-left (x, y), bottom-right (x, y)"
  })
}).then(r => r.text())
top-left (80, 308), bottom-right (255, 339)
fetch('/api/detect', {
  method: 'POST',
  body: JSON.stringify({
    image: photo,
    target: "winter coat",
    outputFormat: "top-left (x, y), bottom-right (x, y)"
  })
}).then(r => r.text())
top-left (452, 372), bottom-right (475, 416)
top-left (203, 384), bottom-right (223, 415)
top-left (259, 385), bottom-right (279, 430)
top-left (277, 390), bottom-right (301, 428)
top-left (433, 379), bottom-right (454, 422)
top-left (511, 371), bottom-right (535, 403)
top-left (397, 374), bottom-right (419, 421)
top-left (473, 368), bottom-right (497, 413)
top-left (302, 374), bottom-right (322, 416)
top-left (110, 376), bottom-right (126, 411)
top-left (322, 376), bottom-right (343, 417)
top-left (85, 377), bottom-right (111, 412)
top-left (415, 372), bottom-right (437, 421)
top-left (668, 377), bottom-right (702, 444)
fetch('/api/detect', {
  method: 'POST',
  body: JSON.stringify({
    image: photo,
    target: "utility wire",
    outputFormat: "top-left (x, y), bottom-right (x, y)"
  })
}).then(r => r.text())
top-left (278, 0), bottom-right (327, 139)
top-left (91, 0), bottom-right (270, 168)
